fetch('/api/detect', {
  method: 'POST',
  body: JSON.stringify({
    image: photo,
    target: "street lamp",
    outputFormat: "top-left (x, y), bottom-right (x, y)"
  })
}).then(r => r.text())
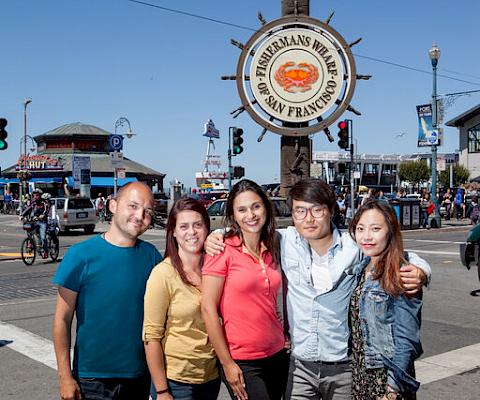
top-left (429, 43), bottom-right (441, 228)
top-left (19, 98), bottom-right (32, 208)
top-left (113, 117), bottom-right (135, 196)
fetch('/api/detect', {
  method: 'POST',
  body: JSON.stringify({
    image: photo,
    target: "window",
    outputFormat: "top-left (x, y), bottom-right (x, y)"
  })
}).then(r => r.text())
top-left (207, 201), bottom-right (225, 216)
top-left (382, 164), bottom-right (397, 175)
top-left (468, 123), bottom-right (480, 153)
top-left (364, 164), bottom-right (379, 175)
top-left (68, 198), bottom-right (94, 210)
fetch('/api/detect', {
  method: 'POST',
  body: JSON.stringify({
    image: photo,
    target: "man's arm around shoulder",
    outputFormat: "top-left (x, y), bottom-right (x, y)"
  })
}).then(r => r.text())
top-left (53, 286), bottom-right (82, 400)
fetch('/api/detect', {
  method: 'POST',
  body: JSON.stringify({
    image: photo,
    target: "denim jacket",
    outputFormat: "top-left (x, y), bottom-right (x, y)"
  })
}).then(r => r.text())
top-left (354, 255), bottom-right (424, 394)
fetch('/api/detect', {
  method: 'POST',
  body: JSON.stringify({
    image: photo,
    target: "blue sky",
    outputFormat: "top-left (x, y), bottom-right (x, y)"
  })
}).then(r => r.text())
top-left (1, 0), bottom-right (480, 188)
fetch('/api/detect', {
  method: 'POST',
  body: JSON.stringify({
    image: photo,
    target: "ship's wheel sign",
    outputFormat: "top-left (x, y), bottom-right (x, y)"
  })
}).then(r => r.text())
top-left (235, 15), bottom-right (359, 137)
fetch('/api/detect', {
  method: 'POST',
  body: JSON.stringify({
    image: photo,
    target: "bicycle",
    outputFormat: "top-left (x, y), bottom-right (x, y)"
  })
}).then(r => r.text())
top-left (21, 219), bottom-right (60, 265)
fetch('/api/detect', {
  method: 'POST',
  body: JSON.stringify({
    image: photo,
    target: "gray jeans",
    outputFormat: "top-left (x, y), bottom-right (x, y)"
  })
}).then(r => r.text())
top-left (285, 356), bottom-right (352, 400)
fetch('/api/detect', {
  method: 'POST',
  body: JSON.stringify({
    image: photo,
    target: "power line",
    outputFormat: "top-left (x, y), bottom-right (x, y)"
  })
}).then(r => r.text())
top-left (125, 0), bottom-right (480, 87)
top-left (441, 69), bottom-right (480, 81)
top-left (126, 0), bottom-right (255, 32)
top-left (354, 53), bottom-right (480, 87)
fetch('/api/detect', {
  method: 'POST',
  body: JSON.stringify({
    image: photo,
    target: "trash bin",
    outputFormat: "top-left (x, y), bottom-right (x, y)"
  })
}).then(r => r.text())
top-left (400, 198), bottom-right (412, 230)
top-left (410, 199), bottom-right (421, 229)
top-left (389, 199), bottom-right (401, 223)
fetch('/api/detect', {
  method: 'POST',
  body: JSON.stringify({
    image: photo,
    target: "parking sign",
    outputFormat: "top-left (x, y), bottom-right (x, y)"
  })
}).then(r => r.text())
top-left (108, 134), bottom-right (123, 151)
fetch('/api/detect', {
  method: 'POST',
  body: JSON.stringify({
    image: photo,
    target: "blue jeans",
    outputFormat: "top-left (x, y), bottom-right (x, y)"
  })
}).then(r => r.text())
top-left (151, 378), bottom-right (220, 400)
top-left (78, 375), bottom-right (150, 400)
top-left (35, 221), bottom-right (48, 253)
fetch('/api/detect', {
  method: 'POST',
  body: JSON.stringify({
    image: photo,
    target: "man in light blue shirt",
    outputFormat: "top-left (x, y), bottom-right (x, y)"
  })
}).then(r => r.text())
top-left (282, 179), bottom-right (430, 400)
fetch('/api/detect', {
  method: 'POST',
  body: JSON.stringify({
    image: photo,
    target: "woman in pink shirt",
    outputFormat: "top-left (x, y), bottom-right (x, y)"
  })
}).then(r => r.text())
top-left (201, 179), bottom-right (288, 400)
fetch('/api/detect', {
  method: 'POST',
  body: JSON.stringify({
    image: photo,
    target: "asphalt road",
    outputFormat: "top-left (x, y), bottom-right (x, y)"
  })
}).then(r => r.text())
top-left (0, 215), bottom-right (479, 399)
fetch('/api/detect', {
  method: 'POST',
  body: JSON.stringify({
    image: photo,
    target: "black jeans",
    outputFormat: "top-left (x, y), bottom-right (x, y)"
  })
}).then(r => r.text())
top-left (221, 349), bottom-right (290, 400)
top-left (78, 375), bottom-right (150, 400)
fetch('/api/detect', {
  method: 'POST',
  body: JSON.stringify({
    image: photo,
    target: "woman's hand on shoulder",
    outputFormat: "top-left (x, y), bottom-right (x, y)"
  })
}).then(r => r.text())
top-left (205, 231), bottom-right (225, 256)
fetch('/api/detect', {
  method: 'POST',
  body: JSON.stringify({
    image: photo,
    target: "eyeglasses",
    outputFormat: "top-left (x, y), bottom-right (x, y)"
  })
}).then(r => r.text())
top-left (293, 205), bottom-right (329, 220)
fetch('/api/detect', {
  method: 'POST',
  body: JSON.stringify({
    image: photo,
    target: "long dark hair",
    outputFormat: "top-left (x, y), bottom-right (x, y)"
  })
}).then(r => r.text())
top-left (224, 179), bottom-right (279, 265)
top-left (349, 199), bottom-right (405, 296)
top-left (164, 197), bottom-right (210, 286)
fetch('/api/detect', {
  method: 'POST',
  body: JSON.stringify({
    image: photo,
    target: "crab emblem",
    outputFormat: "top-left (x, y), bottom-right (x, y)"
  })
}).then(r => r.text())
top-left (274, 62), bottom-right (319, 93)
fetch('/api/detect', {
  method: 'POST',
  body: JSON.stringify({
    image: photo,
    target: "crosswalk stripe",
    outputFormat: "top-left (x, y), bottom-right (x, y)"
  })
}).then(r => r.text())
top-left (1, 320), bottom-right (478, 386)
top-left (0, 321), bottom-right (57, 370)
top-left (404, 248), bottom-right (458, 256)
top-left (416, 343), bottom-right (480, 384)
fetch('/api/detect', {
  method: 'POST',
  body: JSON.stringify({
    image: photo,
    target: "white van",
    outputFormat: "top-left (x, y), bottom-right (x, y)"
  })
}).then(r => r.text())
top-left (52, 197), bottom-right (97, 234)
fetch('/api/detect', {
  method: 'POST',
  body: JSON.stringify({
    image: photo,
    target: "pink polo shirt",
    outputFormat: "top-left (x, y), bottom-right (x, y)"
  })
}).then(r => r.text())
top-left (203, 235), bottom-right (285, 360)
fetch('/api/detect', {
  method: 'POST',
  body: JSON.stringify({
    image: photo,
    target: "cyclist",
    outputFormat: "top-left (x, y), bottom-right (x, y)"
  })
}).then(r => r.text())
top-left (42, 192), bottom-right (60, 245)
top-left (21, 189), bottom-right (50, 258)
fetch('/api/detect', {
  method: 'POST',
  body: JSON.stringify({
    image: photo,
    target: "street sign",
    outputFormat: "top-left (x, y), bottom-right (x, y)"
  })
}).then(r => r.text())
top-left (108, 134), bottom-right (124, 151)
top-left (72, 156), bottom-right (91, 190)
top-left (110, 151), bottom-right (124, 167)
top-left (116, 167), bottom-right (126, 179)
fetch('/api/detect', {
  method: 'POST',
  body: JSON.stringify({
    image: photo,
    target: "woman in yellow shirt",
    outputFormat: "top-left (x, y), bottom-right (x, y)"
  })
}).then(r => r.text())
top-left (143, 197), bottom-right (219, 400)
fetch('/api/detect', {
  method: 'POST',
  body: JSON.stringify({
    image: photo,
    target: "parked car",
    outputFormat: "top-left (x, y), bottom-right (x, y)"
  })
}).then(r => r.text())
top-left (52, 197), bottom-right (97, 234)
top-left (460, 224), bottom-right (480, 294)
top-left (207, 197), bottom-right (292, 231)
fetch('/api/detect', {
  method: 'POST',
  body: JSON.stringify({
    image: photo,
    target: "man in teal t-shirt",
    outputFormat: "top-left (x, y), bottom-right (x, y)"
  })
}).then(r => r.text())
top-left (53, 182), bottom-right (162, 400)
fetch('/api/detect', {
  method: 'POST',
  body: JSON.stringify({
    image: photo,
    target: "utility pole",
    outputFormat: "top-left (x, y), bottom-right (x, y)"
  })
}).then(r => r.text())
top-left (279, 0), bottom-right (311, 197)
top-left (348, 120), bottom-right (355, 219)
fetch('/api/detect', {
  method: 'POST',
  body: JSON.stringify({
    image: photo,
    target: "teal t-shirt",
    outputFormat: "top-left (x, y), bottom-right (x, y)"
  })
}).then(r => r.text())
top-left (53, 235), bottom-right (163, 378)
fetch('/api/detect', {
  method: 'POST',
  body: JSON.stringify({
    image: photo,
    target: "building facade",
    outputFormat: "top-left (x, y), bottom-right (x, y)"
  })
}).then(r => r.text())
top-left (446, 104), bottom-right (480, 181)
top-left (0, 122), bottom-right (165, 197)
top-left (312, 150), bottom-right (458, 191)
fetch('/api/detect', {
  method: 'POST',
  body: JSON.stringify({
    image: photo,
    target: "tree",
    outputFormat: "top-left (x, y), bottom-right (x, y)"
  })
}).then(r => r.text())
top-left (398, 160), bottom-right (430, 191)
top-left (439, 164), bottom-right (470, 187)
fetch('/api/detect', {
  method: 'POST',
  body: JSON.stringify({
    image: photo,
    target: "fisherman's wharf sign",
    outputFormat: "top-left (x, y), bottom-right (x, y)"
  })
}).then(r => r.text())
top-left (236, 15), bottom-right (357, 136)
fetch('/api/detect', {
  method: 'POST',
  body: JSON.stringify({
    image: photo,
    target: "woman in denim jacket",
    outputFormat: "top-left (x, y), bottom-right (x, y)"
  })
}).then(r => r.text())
top-left (348, 199), bottom-right (423, 400)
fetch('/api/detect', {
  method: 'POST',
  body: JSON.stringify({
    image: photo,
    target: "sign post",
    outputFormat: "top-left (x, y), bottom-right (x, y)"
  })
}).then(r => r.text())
top-left (110, 151), bottom-right (124, 196)
top-left (73, 156), bottom-right (91, 198)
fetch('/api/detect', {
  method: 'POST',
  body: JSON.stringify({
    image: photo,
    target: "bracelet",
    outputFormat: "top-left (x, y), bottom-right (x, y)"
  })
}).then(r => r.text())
top-left (156, 388), bottom-right (169, 395)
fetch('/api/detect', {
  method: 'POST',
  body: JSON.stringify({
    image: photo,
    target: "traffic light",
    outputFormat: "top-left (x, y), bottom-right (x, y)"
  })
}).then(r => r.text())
top-left (0, 118), bottom-right (8, 151)
top-left (337, 120), bottom-right (349, 150)
top-left (232, 127), bottom-right (244, 155)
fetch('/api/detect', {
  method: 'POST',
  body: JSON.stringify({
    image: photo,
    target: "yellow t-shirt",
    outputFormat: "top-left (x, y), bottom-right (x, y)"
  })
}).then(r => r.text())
top-left (143, 258), bottom-right (218, 384)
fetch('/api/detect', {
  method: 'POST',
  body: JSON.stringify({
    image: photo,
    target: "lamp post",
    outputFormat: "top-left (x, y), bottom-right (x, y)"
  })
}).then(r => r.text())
top-left (429, 43), bottom-right (441, 228)
top-left (19, 98), bottom-right (32, 208)
top-left (113, 117), bottom-right (134, 196)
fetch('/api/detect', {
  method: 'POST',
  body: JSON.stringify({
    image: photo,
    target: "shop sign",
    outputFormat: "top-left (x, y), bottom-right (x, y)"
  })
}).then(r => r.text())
top-left (203, 119), bottom-right (220, 139)
top-left (16, 155), bottom-right (63, 170)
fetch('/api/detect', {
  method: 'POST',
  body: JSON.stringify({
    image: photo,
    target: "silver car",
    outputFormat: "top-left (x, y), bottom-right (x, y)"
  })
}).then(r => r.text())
top-left (207, 197), bottom-right (292, 231)
top-left (52, 197), bottom-right (97, 234)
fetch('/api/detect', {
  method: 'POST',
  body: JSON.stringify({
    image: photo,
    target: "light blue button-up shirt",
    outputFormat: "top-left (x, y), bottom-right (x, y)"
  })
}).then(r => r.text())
top-left (278, 226), bottom-right (431, 362)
